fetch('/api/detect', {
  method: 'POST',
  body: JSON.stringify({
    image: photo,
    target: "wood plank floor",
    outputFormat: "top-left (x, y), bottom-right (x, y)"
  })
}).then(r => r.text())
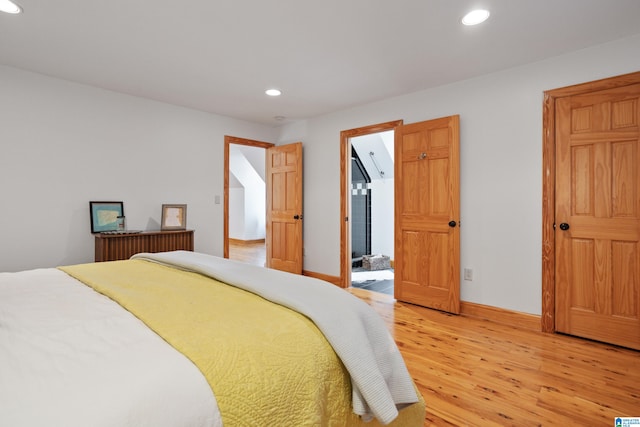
top-left (229, 241), bottom-right (640, 425)
top-left (229, 239), bottom-right (265, 267)
top-left (349, 288), bottom-right (640, 426)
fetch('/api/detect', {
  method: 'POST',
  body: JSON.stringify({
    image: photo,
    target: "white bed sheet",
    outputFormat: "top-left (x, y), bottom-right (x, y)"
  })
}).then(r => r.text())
top-left (0, 268), bottom-right (222, 427)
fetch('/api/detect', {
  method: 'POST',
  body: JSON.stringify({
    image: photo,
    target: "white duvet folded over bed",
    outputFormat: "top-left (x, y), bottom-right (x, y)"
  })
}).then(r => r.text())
top-left (0, 268), bottom-right (222, 427)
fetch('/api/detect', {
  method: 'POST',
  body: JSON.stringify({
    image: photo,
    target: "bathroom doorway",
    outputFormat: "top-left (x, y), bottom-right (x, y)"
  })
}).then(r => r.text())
top-left (340, 121), bottom-right (400, 295)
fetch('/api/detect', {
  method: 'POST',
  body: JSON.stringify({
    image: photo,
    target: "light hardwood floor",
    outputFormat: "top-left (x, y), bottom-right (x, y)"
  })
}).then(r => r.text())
top-left (228, 239), bottom-right (265, 267)
top-left (229, 241), bottom-right (639, 425)
top-left (350, 288), bottom-right (639, 426)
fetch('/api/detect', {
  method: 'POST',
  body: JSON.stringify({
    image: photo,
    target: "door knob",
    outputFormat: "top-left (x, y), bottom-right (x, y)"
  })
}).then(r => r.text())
top-left (559, 223), bottom-right (570, 231)
top-left (293, 214), bottom-right (303, 220)
top-left (448, 220), bottom-right (457, 228)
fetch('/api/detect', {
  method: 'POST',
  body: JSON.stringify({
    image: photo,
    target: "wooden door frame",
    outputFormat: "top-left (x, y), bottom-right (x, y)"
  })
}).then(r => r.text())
top-left (339, 120), bottom-right (403, 288)
top-left (223, 135), bottom-right (275, 259)
top-left (541, 71), bottom-right (640, 333)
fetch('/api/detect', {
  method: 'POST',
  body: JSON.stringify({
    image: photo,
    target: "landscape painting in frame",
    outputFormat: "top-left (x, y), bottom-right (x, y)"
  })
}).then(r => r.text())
top-left (90, 201), bottom-right (124, 233)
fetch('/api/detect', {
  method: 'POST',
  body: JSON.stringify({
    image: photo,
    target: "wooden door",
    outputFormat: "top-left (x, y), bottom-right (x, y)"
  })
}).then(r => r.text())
top-left (555, 83), bottom-right (640, 350)
top-left (266, 142), bottom-right (303, 274)
top-left (394, 115), bottom-right (460, 313)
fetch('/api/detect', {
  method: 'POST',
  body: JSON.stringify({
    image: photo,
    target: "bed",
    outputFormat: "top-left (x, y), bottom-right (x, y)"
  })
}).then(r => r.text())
top-left (0, 250), bottom-right (425, 426)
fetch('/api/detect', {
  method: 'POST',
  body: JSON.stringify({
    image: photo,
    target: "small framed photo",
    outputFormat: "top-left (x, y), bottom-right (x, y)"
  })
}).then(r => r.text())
top-left (90, 201), bottom-right (124, 233)
top-left (161, 204), bottom-right (187, 230)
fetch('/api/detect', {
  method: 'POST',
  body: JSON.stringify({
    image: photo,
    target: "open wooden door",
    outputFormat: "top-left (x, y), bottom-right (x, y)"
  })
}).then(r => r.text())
top-left (394, 115), bottom-right (460, 314)
top-left (555, 83), bottom-right (640, 350)
top-left (266, 142), bottom-right (303, 274)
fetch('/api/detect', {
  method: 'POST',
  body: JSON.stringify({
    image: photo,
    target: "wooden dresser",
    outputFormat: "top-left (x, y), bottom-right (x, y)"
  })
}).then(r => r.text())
top-left (94, 230), bottom-right (194, 262)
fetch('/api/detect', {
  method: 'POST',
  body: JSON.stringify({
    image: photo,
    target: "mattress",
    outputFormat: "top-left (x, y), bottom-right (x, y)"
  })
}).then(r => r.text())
top-left (0, 267), bottom-right (221, 427)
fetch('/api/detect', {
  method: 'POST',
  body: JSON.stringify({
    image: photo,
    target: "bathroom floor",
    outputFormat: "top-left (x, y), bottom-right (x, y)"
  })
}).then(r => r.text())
top-left (350, 268), bottom-right (394, 295)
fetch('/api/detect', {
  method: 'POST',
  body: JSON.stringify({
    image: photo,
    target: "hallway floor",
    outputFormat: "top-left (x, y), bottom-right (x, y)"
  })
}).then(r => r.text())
top-left (228, 240), bottom-right (394, 296)
top-left (351, 267), bottom-right (394, 295)
top-left (228, 240), bottom-right (265, 267)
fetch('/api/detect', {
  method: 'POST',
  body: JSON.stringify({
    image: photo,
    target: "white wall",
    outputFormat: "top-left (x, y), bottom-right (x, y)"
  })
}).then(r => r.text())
top-left (277, 34), bottom-right (640, 315)
top-left (242, 180), bottom-right (266, 240)
top-left (370, 179), bottom-right (394, 258)
top-left (0, 65), bottom-right (278, 272)
top-left (229, 183), bottom-right (266, 241)
top-left (228, 146), bottom-right (266, 240)
top-left (228, 187), bottom-right (246, 238)
top-left (3, 34), bottom-right (639, 315)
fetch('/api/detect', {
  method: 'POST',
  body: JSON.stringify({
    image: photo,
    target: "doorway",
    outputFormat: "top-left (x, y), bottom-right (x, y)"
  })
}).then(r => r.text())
top-left (223, 136), bottom-right (274, 266)
top-left (340, 121), bottom-right (402, 292)
top-left (342, 116), bottom-right (460, 312)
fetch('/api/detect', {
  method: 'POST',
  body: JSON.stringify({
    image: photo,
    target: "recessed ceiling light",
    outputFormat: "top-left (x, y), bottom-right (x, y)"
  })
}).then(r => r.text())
top-left (0, 0), bottom-right (22, 14)
top-left (265, 89), bottom-right (282, 97)
top-left (461, 9), bottom-right (490, 26)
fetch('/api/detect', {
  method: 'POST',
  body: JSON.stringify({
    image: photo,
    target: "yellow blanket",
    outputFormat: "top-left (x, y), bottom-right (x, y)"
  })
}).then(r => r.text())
top-left (61, 260), bottom-right (425, 426)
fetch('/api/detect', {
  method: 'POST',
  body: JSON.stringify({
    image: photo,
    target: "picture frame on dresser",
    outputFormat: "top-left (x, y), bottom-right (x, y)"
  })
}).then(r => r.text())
top-left (161, 204), bottom-right (187, 230)
top-left (89, 201), bottom-right (124, 233)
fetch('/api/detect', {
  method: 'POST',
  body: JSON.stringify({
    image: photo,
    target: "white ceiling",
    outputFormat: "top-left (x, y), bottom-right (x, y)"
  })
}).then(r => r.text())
top-left (2, 0), bottom-right (640, 126)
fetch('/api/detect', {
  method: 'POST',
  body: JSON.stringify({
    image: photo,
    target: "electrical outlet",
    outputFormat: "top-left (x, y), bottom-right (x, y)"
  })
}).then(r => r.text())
top-left (463, 268), bottom-right (473, 281)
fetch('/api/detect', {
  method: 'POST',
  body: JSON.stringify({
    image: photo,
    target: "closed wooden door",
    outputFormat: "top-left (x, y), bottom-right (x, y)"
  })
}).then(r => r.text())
top-left (555, 83), bottom-right (640, 350)
top-left (394, 116), bottom-right (460, 313)
top-left (266, 142), bottom-right (303, 274)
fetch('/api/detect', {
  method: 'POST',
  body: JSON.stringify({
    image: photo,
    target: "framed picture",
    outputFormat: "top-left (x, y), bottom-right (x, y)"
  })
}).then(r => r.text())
top-left (161, 204), bottom-right (187, 230)
top-left (89, 201), bottom-right (124, 233)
